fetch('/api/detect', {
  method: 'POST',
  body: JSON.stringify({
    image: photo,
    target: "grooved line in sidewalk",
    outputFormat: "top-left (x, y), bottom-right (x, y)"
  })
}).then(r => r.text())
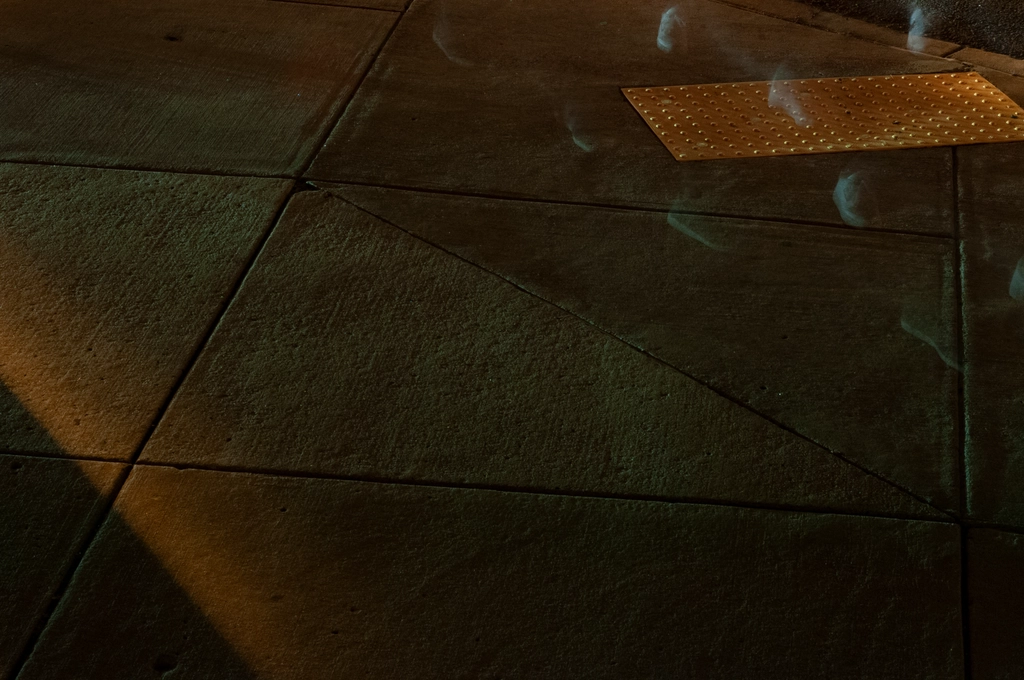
top-left (0, 156), bottom-right (957, 242)
top-left (295, 0), bottom-right (408, 175)
top-left (311, 178), bottom-right (957, 241)
top-left (951, 146), bottom-right (973, 680)
top-left (134, 459), bottom-right (957, 525)
top-left (328, 188), bottom-right (957, 522)
top-left (2, 181), bottom-right (305, 680)
top-left (266, 0), bottom-right (401, 12)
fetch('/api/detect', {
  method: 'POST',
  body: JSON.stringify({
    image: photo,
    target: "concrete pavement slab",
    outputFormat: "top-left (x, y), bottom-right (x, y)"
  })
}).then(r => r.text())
top-left (20, 466), bottom-right (963, 679)
top-left (332, 184), bottom-right (959, 513)
top-left (309, 0), bottom-right (956, 235)
top-left (0, 455), bottom-right (125, 679)
top-left (960, 143), bottom-right (1024, 526)
top-left (968, 528), bottom-right (1024, 680)
top-left (0, 164), bottom-right (291, 460)
top-left (957, 71), bottom-right (1024, 526)
top-left (143, 189), bottom-right (940, 518)
top-left (0, 0), bottom-right (395, 175)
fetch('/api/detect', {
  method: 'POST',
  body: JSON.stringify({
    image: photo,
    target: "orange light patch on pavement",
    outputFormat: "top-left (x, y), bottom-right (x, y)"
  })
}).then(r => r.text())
top-left (623, 72), bottom-right (1024, 161)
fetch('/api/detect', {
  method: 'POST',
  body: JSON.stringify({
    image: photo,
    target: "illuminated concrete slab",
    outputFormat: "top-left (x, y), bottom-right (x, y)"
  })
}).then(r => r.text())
top-left (329, 184), bottom-right (959, 514)
top-left (310, 0), bottom-right (958, 235)
top-left (142, 190), bottom-right (939, 518)
top-left (0, 164), bottom-right (291, 460)
top-left (0, 0), bottom-right (394, 175)
top-left (20, 466), bottom-right (963, 678)
top-left (0, 455), bottom-right (125, 679)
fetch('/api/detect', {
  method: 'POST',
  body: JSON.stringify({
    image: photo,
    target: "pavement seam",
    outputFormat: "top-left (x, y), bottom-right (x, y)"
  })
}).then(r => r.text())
top-left (132, 459), bottom-right (956, 524)
top-left (951, 146), bottom-right (973, 680)
top-left (0, 162), bottom-right (955, 244)
top-left (953, 147), bottom-right (967, 520)
top-left (5, 465), bottom-right (131, 680)
top-left (0, 450), bottom-right (126, 465)
top-left (0, 155), bottom-right (958, 242)
top-left (0, 158), bottom-right (291, 181)
top-left (965, 522), bottom-right (1024, 537)
top-left (328, 188), bottom-right (958, 521)
top-left (295, 1), bottom-right (408, 175)
top-left (309, 178), bottom-right (956, 242)
top-left (265, 0), bottom-right (402, 12)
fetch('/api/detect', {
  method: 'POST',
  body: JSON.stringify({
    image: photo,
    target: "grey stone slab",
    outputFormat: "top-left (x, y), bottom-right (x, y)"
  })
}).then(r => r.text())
top-left (331, 184), bottom-right (959, 513)
top-left (0, 164), bottom-right (291, 460)
top-left (143, 189), bottom-right (940, 518)
top-left (969, 528), bottom-right (1024, 680)
top-left (309, 0), bottom-right (956, 235)
top-left (959, 74), bottom-right (1024, 526)
top-left (0, 0), bottom-right (394, 175)
top-left (0, 454), bottom-right (125, 679)
top-left (21, 466), bottom-right (963, 679)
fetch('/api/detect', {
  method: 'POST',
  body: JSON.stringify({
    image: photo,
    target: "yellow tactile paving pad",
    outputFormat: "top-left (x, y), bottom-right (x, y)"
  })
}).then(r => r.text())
top-left (623, 72), bottom-right (1024, 161)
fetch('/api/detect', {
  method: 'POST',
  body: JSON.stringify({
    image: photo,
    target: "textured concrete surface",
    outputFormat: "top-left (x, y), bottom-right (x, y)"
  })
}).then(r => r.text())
top-left (718, 0), bottom-right (960, 56)
top-left (0, 164), bottom-right (291, 460)
top-left (968, 529), bottom-right (1024, 680)
top-left (309, 0), bottom-right (956, 234)
top-left (960, 137), bottom-right (1024, 526)
top-left (143, 190), bottom-right (937, 517)
top-left (798, 0), bottom-right (1024, 59)
top-left (5, 0), bottom-right (1023, 675)
top-left (334, 184), bottom-right (959, 512)
top-left (21, 466), bottom-right (963, 679)
top-left (0, 0), bottom-right (395, 174)
top-left (0, 455), bottom-right (124, 679)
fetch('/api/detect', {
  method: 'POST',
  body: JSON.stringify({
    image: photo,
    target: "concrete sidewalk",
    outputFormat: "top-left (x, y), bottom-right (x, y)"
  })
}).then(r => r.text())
top-left (1, 0), bottom-right (1022, 677)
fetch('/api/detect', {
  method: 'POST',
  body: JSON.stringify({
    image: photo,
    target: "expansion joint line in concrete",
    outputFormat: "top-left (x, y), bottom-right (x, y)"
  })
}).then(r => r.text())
top-left (295, 3), bottom-right (408, 176)
top-left (311, 178), bottom-right (957, 242)
top-left (328, 188), bottom-right (955, 522)
top-left (265, 0), bottom-right (402, 13)
top-left (132, 459), bottom-right (958, 526)
top-left (951, 146), bottom-right (973, 680)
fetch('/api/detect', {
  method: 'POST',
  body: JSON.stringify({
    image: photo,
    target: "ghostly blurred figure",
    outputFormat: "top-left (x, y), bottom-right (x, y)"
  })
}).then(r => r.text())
top-left (900, 307), bottom-right (960, 371)
top-left (1010, 255), bottom-right (1024, 300)
top-left (907, 7), bottom-right (928, 52)
top-left (560, 104), bottom-right (598, 152)
top-left (832, 170), bottom-right (877, 227)
top-left (433, 4), bottom-right (473, 66)
top-left (667, 206), bottom-right (726, 251)
top-left (768, 67), bottom-right (812, 127)
top-left (657, 6), bottom-right (685, 53)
